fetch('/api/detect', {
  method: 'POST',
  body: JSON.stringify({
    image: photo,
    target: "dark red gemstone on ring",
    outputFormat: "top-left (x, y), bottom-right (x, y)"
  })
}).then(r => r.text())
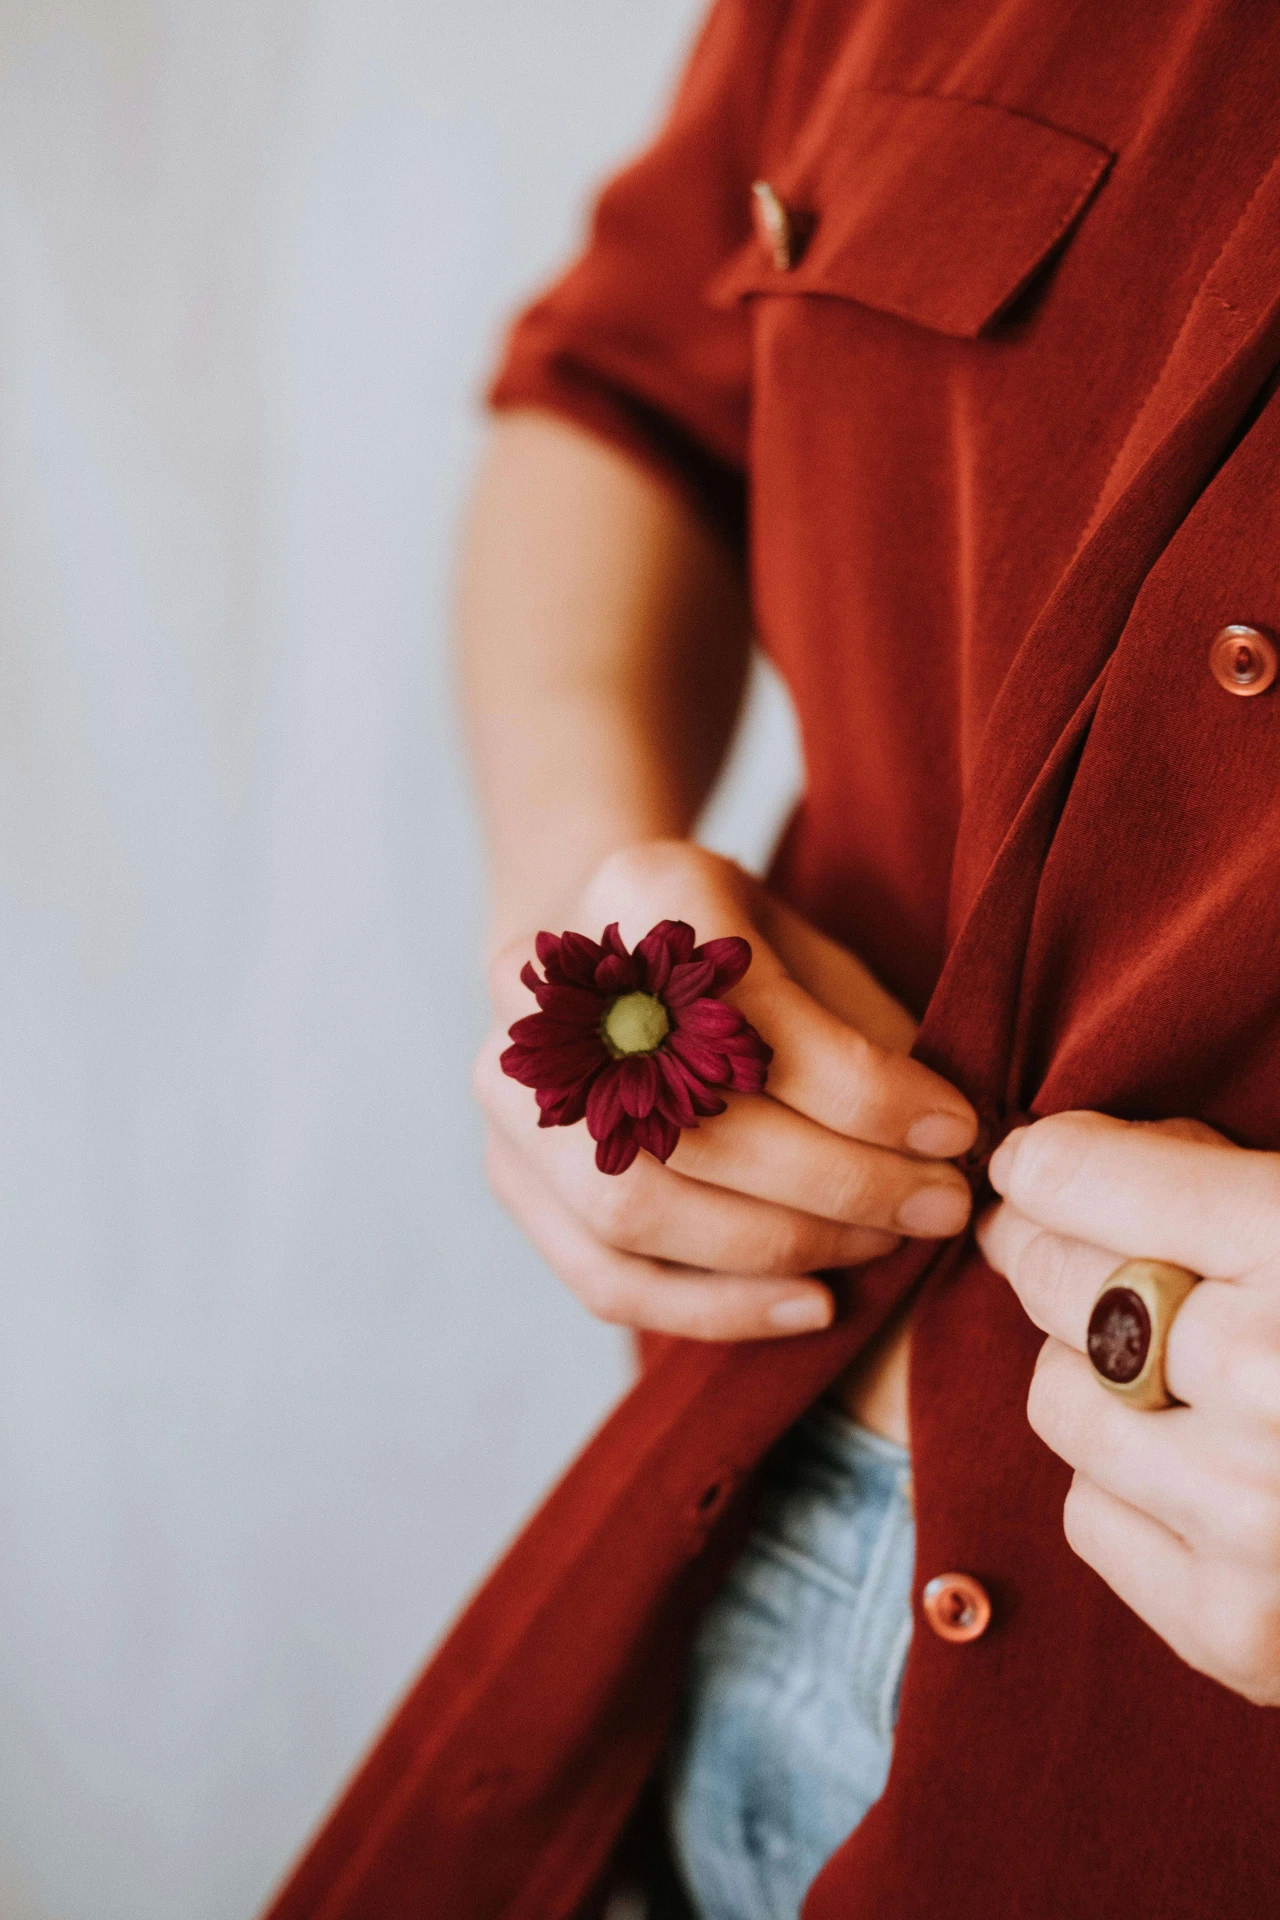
top-left (1087, 1286), bottom-right (1151, 1384)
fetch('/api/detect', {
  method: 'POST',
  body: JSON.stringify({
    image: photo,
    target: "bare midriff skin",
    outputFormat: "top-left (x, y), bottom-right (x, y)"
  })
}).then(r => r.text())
top-left (461, 413), bottom-right (974, 1452)
top-left (833, 1311), bottom-right (913, 1443)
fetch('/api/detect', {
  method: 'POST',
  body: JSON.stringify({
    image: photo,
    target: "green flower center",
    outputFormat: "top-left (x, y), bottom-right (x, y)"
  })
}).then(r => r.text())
top-left (602, 991), bottom-right (670, 1057)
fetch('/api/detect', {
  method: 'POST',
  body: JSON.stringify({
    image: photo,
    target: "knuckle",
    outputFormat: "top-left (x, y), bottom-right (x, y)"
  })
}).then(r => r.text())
top-left (1205, 1590), bottom-right (1280, 1699)
top-left (1060, 1473), bottom-right (1094, 1556)
top-left (586, 839), bottom-right (690, 914)
top-left (1027, 1344), bottom-right (1086, 1454)
top-left (821, 1153), bottom-right (878, 1224)
top-left (1217, 1314), bottom-right (1268, 1407)
top-left (1007, 1115), bottom-right (1092, 1211)
top-left (1185, 1285), bottom-right (1243, 1399)
top-left (572, 1261), bottom-right (630, 1325)
top-left (1026, 1349), bottom-right (1065, 1443)
top-left (1012, 1226), bottom-right (1064, 1311)
top-left (778, 1216), bottom-right (830, 1271)
top-left (588, 1176), bottom-right (646, 1249)
top-left (820, 1032), bottom-right (889, 1132)
top-left (1230, 1485), bottom-right (1280, 1567)
top-left (729, 1202), bottom-right (815, 1273)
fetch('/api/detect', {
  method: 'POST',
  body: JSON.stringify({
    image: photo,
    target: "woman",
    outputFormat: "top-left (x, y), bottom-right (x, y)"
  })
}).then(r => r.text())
top-left (267, 2), bottom-right (1280, 1914)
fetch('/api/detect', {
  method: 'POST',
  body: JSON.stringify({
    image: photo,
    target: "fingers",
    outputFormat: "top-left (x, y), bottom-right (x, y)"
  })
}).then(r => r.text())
top-left (976, 1202), bottom-right (1117, 1349)
top-left (480, 1034), bottom-right (905, 1270)
top-left (981, 1197), bottom-right (1280, 1430)
top-left (1165, 1284), bottom-right (1280, 1430)
top-left (485, 1129), bottom-right (835, 1342)
top-left (493, 841), bottom-right (977, 1159)
top-left (482, 1017), bottom-right (970, 1247)
top-left (1062, 1471), bottom-right (1280, 1705)
top-left (482, 842), bottom-right (977, 1339)
top-left (667, 1090), bottom-right (972, 1236)
top-left (754, 892), bottom-right (919, 1055)
top-left (988, 1111), bottom-right (1279, 1281)
top-left (1030, 1341), bottom-right (1280, 1569)
top-left (732, 970), bottom-right (975, 1156)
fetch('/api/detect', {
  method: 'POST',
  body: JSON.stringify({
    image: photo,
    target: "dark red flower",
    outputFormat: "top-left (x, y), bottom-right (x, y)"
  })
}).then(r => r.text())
top-left (499, 919), bottom-right (773, 1175)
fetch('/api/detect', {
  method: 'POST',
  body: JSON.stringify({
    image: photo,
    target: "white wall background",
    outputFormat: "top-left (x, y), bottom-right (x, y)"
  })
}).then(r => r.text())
top-left (0, 6), bottom-right (801, 1917)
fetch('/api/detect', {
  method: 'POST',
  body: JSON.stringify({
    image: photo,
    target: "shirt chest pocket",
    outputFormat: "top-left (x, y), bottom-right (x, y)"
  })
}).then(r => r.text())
top-left (707, 87), bottom-right (1112, 339)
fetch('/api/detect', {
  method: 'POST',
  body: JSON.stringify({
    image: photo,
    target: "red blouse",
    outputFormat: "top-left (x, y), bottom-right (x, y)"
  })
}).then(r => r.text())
top-left (265, 2), bottom-right (1280, 1914)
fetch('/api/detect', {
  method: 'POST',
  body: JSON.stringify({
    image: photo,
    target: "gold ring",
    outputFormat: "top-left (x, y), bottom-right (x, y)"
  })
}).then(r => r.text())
top-left (1086, 1260), bottom-right (1199, 1410)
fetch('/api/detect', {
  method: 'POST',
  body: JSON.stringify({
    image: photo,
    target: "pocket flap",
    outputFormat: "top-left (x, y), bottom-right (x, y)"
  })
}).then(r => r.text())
top-left (709, 89), bottom-right (1112, 338)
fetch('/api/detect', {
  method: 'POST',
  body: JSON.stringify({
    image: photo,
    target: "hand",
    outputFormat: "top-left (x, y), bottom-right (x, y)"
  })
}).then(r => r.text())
top-left (475, 840), bottom-right (977, 1342)
top-left (980, 1110), bottom-right (1280, 1705)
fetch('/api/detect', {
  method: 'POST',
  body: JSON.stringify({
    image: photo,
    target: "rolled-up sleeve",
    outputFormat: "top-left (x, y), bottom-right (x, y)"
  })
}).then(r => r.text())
top-left (488, 0), bottom-right (792, 548)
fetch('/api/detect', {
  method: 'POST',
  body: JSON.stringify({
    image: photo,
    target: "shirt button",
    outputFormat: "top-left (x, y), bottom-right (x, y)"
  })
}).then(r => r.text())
top-left (1210, 624), bottom-right (1278, 697)
top-left (751, 181), bottom-right (794, 271)
top-left (923, 1572), bottom-right (992, 1643)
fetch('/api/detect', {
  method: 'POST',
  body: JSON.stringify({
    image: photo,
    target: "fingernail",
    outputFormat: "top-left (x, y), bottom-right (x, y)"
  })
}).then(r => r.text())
top-left (895, 1184), bottom-right (971, 1237)
top-left (988, 1125), bottom-right (1031, 1194)
top-left (767, 1294), bottom-right (833, 1333)
top-left (905, 1111), bottom-right (975, 1158)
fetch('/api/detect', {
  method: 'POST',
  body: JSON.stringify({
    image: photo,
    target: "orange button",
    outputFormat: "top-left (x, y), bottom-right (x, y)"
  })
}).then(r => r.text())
top-left (751, 181), bottom-right (794, 271)
top-left (1210, 624), bottom-right (1278, 697)
top-left (923, 1572), bottom-right (991, 1643)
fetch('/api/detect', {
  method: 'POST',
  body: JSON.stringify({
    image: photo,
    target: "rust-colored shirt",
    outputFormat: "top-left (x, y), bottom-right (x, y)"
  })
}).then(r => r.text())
top-left (267, 4), bottom-right (1280, 1916)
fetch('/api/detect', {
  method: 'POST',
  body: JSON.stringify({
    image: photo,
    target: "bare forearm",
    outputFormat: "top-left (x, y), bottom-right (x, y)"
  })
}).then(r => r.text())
top-left (457, 411), bottom-right (751, 948)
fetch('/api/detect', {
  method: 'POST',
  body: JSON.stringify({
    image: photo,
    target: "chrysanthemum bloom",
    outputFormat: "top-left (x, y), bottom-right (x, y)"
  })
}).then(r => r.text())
top-left (500, 919), bottom-right (773, 1175)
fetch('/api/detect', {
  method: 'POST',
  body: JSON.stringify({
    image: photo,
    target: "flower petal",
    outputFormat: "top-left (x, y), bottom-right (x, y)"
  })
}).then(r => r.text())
top-left (510, 923), bottom-right (768, 1138)
top-left (654, 1050), bottom-right (698, 1125)
top-left (531, 981), bottom-right (607, 1025)
top-left (595, 1126), bottom-right (640, 1176)
top-left (506, 1012), bottom-right (605, 1048)
top-left (501, 1034), bottom-right (607, 1082)
top-left (533, 932), bottom-right (563, 979)
top-left (586, 1067), bottom-right (627, 1141)
top-left (535, 1074), bottom-right (597, 1127)
top-left (595, 952), bottom-right (639, 994)
top-left (720, 1019), bottom-right (772, 1067)
top-left (663, 958), bottom-right (716, 1007)
top-left (671, 997), bottom-right (746, 1039)
top-left (635, 920), bottom-right (688, 991)
top-left (695, 935), bottom-right (752, 992)
top-left (664, 1047), bottom-right (730, 1115)
top-left (557, 930), bottom-right (604, 985)
top-left (665, 922), bottom-right (697, 967)
top-left (666, 1029), bottom-right (730, 1086)
top-left (617, 1053), bottom-right (660, 1119)
top-left (725, 1052), bottom-right (769, 1094)
top-left (721, 1031), bottom-right (773, 1067)
top-left (633, 1110), bottom-right (680, 1163)
top-left (502, 1026), bottom-right (604, 1064)
top-left (713, 1013), bottom-right (771, 1091)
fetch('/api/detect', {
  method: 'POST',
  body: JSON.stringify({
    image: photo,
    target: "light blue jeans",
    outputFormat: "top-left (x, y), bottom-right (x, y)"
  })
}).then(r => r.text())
top-left (665, 1403), bottom-right (915, 1920)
